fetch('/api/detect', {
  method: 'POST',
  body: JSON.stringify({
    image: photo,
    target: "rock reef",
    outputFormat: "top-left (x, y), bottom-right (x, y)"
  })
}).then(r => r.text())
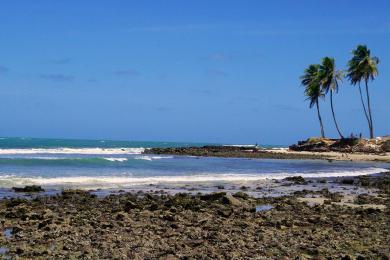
top-left (0, 174), bottom-right (389, 259)
top-left (144, 145), bottom-right (328, 160)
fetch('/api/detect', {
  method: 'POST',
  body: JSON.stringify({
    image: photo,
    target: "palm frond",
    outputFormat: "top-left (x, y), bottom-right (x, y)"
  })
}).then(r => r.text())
top-left (347, 45), bottom-right (379, 84)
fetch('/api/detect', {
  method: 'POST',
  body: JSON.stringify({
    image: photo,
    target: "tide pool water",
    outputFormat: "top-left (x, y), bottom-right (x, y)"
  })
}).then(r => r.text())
top-left (0, 137), bottom-right (388, 189)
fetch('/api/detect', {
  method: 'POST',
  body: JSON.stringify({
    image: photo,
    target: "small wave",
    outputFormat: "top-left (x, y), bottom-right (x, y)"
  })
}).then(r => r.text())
top-left (0, 157), bottom-right (130, 166)
top-left (0, 147), bottom-right (144, 155)
top-left (28, 156), bottom-right (63, 160)
top-left (134, 155), bottom-right (173, 161)
top-left (224, 144), bottom-right (257, 147)
top-left (102, 158), bottom-right (128, 162)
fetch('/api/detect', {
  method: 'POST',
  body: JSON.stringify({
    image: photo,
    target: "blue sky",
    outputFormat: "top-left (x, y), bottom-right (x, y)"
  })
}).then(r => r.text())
top-left (0, 0), bottom-right (389, 145)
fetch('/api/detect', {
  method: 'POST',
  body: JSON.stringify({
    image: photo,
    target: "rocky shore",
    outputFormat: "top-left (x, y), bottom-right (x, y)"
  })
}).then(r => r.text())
top-left (144, 145), bottom-right (331, 160)
top-left (1, 173), bottom-right (389, 259)
top-left (289, 137), bottom-right (390, 153)
top-left (144, 142), bottom-right (390, 163)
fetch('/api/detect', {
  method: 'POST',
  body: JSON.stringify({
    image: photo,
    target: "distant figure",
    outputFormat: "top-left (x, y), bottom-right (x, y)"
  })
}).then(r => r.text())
top-left (359, 133), bottom-right (362, 139)
top-left (350, 133), bottom-right (355, 139)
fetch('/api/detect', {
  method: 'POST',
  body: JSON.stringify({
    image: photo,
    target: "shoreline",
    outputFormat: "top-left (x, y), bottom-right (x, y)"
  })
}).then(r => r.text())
top-left (1, 172), bottom-right (389, 199)
top-left (144, 146), bottom-right (390, 163)
top-left (263, 148), bottom-right (390, 163)
top-left (1, 172), bottom-right (389, 258)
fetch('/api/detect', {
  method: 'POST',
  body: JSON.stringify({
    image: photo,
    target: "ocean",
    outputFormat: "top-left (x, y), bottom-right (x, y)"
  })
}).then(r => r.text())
top-left (0, 137), bottom-right (388, 190)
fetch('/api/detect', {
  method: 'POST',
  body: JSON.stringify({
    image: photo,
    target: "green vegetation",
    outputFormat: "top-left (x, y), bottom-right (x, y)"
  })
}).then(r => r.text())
top-left (318, 57), bottom-right (344, 138)
top-left (347, 45), bottom-right (380, 139)
top-left (301, 45), bottom-right (379, 139)
top-left (301, 64), bottom-right (325, 138)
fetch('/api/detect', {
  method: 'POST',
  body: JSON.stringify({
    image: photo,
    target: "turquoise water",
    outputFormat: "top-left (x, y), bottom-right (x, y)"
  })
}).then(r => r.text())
top-left (0, 137), bottom-right (388, 190)
top-left (0, 137), bottom-right (215, 149)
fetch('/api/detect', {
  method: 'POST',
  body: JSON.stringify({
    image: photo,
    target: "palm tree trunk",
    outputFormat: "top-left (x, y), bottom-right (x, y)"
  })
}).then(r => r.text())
top-left (358, 82), bottom-right (370, 129)
top-left (330, 90), bottom-right (343, 138)
top-left (316, 101), bottom-right (325, 138)
top-left (365, 79), bottom-right (374, 139)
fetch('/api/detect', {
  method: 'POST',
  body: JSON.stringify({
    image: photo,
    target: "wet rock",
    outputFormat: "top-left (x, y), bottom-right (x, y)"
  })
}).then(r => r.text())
top-left (160, 213), bottom-right (176, 221)
top-left (144, 145), bottom-right (326, 160)
top-left (358, 207), bottom-right (381, 215)
top-left (233, 191), bottom-right (249, 199)
top-left (354, 194), bottom-right (383, 205)
top-left (221, 194), bottom-right (242, 206)
top-left (5, 198), bottom-right (28, 208)
top-left (148, 203), bottom-right (159, 211)
top-left (38, 219), bottom-right (52, 229)
top-left (123, 201), bottom-right (138, 211)
top-left (61, 189), bottom-right (92, 198)
top-left (12, 185), bottom-right (44, 193)
top-left (162, 254), bottom-right (179, 260)
top-left (200, 192), bottom-right (226, 201)
top-left (216, 206), bottom-right (233, 217)
top-left (1, 176), bottom-right (389, 259)
top-left (284, 176), bottom-right (306, 184)
top-left (317, 188), bottom-right (343, 202)
top-left (5, 206), bottom-right (29, 219)
top-left (341, 179), bottom-right (354, 185)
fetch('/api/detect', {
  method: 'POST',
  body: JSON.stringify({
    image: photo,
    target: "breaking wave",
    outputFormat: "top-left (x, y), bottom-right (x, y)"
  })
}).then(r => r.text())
top-left (0, 147), bottom-right (144, 155)
top-left (134, 155), bottom-right (174, 161)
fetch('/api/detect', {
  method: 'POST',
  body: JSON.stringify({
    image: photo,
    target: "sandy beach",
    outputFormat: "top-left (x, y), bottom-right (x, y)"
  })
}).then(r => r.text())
top-left (263, 149), bottom-right (390, 163)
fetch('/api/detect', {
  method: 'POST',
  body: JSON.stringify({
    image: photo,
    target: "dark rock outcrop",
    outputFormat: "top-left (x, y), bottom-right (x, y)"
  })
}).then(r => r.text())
top-left (1, 178), bottom-right (389, 259)
top-left (289, 137), bottom-right (389, 153)
top-left (283, 176), bottom-right (306, 184)
top-left (12, 185), bottom-right (44, 193)
top-left (144, 145), bottom-right (327, 160)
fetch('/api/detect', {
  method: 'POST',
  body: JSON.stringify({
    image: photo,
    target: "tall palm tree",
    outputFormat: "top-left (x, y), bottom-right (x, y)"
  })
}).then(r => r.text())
top-left (301, 64), bottom-right (325, 138)
top-left (347, 45), bottom-right (379, 139)
top-left (318, 57), bottom-right (344, 138)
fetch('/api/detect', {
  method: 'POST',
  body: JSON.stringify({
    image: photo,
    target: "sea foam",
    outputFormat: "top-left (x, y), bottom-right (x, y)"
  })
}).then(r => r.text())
top-left (0, 147), bottom-right (144, 155)
top-left (102, 158), bottom-right (128, 162)
top-left (134, 155), bottom-right (174, 161)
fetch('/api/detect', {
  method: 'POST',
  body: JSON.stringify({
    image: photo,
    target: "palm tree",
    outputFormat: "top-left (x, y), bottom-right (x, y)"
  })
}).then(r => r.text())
top-left (301, 64), bottom-right (325, 138)
top-left (318, 57), bottom-right (344, 138)
top-left (347, 45), bottom-right (379, 139)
